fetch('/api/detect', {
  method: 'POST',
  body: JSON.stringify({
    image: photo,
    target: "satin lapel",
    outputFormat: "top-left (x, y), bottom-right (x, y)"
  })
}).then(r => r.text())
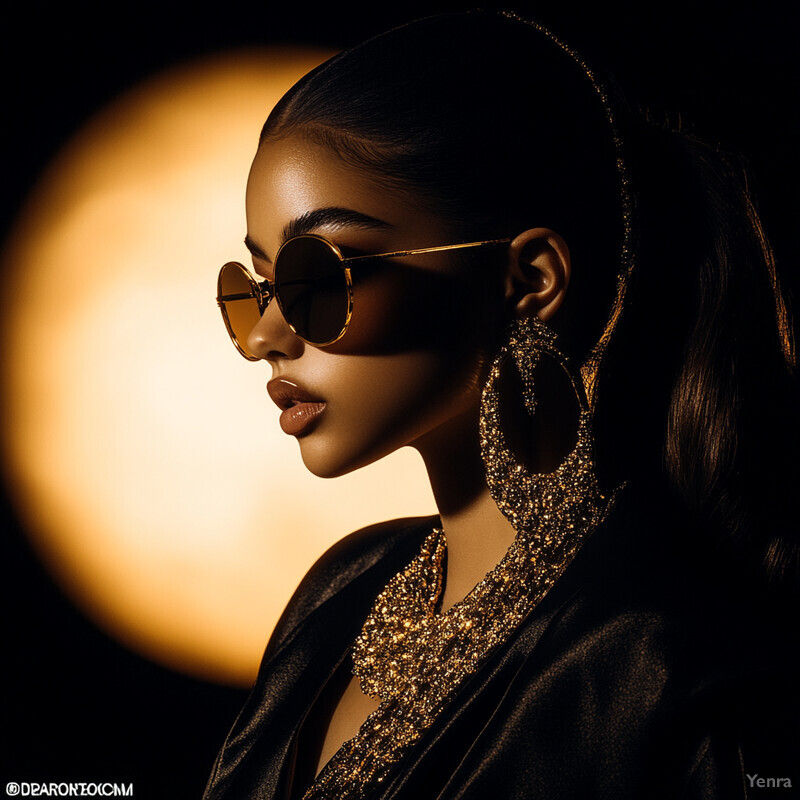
top-left (203, 523), bottom-right (430, 800)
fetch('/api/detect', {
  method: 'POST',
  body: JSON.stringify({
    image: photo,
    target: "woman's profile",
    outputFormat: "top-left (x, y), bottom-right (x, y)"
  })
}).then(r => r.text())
top-left (206, 10), bottom-right (799, 799)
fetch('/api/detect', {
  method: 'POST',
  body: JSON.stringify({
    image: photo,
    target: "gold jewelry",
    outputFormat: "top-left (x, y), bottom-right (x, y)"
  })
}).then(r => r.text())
top-left (510, 315), bottom-right (556, 415)
top-left (480, 315), bottom-right (604, 535)
top-left (303, 317), bottom-right (614, 799)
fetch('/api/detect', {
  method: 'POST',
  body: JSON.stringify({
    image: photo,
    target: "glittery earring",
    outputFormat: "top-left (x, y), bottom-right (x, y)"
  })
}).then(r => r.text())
top-left (509, 315), bottom-right (558, 415)
top-left (479, 315), bottom-right (607, 535)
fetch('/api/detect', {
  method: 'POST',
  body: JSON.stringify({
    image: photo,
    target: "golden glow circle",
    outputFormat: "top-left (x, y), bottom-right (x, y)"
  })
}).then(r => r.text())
top-left (1, 50), bottom-right (437, 686)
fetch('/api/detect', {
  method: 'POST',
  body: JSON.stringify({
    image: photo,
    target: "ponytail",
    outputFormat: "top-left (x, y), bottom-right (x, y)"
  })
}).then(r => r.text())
top-left (595, 112), bottom-right (800, 595)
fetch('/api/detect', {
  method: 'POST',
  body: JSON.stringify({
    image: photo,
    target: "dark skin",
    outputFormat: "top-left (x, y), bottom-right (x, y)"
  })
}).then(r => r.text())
top-left (244, 132), bottom-right (573, 777)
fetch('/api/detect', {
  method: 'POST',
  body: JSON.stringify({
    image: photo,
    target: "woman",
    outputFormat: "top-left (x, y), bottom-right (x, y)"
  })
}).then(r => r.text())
top-left (207, 11), bottom-right (799, 799)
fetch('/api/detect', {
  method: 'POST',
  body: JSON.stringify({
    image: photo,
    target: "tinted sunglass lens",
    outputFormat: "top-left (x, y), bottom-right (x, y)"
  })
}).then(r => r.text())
top-left (218, 262), bottom-right (263, 359)
top-left (276, 237), bottom-right (349, 344)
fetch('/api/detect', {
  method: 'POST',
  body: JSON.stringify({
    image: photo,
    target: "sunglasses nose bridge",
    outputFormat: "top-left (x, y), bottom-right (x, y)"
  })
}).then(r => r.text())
top-left (246, 281), bottom-right (306, 361)
top-left (255, 278), bottom-right (273, 315)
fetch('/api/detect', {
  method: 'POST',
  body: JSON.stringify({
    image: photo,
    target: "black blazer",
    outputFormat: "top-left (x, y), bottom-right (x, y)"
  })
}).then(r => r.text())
top-left (203, 494), bottom-right (799, 799)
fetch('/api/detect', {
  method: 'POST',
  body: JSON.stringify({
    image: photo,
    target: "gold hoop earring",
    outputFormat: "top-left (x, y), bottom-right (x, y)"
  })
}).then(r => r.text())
top-left (479, 315), bottom-right (610, 542)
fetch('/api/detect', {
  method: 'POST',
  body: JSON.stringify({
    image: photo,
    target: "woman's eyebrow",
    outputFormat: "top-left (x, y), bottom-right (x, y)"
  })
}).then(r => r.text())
top-left (244, 208), bottom-right (394, 263)
top-left (244, 235), bottom-right (270, 262)
top-left (281, 207), bottom-right (394, 243)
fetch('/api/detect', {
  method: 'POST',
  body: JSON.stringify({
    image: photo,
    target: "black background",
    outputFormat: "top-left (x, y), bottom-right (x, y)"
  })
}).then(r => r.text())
top-left (2, 2), bottom-right (798, 798)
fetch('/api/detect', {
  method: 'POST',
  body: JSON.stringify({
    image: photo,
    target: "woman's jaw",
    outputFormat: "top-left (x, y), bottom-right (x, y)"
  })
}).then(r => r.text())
top-left (263, 348), bottom-right (488, 480)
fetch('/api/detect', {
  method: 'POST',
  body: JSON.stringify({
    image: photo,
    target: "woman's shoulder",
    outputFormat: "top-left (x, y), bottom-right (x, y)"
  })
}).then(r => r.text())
top-left (266, 514), bottom-right (438, 658)
top-left (554, 495), bottom-right (797, 682)
top-left (512, 491), bottom-right (795, 730)
top-left (475, 501), bottom-right (799, 795)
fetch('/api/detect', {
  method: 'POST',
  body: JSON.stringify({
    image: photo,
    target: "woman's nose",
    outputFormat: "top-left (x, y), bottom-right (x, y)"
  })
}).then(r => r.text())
top-left (246, 298), bottom-right (304, 361)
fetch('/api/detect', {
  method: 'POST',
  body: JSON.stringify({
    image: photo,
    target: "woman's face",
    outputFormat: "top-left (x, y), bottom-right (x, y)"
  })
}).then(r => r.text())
top-left (244, 133), bottom-right (504, 478)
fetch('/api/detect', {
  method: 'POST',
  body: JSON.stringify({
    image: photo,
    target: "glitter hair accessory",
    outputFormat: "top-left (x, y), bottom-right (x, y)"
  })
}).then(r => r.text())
top-left (501, 12), bottom-right (636, 412)
top-left (303, 317), bottom-right (614, 799)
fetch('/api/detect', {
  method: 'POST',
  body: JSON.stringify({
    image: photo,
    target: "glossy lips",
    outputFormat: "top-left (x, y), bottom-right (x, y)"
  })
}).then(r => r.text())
top-left (267, 378), bottom-right (327, 436)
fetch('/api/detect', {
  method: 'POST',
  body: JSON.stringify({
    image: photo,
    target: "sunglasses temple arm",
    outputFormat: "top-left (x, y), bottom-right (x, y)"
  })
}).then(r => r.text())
top-left (342, 238), bottom-right (511, 263)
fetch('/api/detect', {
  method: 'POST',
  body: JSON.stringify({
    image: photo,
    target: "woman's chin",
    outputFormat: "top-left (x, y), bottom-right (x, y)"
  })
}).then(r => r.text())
top-left (296, 435), bottom-right (387, 480)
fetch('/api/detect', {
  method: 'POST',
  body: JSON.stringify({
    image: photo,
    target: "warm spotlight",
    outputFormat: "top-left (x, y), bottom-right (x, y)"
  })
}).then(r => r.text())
top-left (1, 49), bottom-right (437, 686)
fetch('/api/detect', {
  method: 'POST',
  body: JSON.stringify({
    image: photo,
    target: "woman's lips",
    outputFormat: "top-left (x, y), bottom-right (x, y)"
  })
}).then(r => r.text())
top-left (267, 378), bottom-right (326, 436)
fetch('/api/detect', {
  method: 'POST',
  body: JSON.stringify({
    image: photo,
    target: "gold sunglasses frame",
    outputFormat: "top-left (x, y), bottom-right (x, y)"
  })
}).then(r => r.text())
top-left (217, 233), bottom-right (511, 359)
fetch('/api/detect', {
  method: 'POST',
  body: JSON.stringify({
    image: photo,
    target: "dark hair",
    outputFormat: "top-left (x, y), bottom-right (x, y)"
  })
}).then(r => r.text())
top-left (260, 10), bottom-right (800, 594)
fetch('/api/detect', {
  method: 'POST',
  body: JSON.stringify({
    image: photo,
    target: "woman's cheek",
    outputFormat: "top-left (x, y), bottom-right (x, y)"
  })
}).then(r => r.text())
top-left (295, 350), bottom-right (473, 478)
top-left (328, 262), bottom-right (482, 357)
top-left (289, 259), bottom-right (498, 478)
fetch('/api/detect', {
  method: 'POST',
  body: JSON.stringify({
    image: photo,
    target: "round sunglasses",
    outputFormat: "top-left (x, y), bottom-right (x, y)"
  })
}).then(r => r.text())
top-left (217, 233), bottom-right (511, 359)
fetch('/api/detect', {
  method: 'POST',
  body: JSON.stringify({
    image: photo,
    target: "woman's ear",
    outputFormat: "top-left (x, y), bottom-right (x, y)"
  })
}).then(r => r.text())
top-left (504, 228), bottom-right (570, 322)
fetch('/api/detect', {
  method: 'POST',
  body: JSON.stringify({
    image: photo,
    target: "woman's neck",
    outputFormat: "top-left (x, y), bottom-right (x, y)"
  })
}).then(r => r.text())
top-left (413, 405), bottom-right (518, 612)
top-left (414, 371), bottom-right (579, 611)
